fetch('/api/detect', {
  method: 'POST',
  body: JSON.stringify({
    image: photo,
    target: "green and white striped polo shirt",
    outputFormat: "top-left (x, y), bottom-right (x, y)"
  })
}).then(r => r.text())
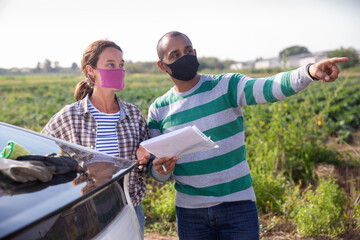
top-left (148, 65), bottom-right (314, 208)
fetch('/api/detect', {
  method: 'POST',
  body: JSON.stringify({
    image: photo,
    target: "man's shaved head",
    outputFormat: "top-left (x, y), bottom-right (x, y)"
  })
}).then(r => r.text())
top-left (157, 31), bottom-right (192, 61)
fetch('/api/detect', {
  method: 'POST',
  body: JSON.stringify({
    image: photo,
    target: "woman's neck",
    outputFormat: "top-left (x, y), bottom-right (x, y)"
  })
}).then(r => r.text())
top-left (90, 88), bottom-right (120, 113)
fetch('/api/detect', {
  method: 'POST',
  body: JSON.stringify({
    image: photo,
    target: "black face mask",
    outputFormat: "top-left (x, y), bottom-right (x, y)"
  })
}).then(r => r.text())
top-left (163, 55), bottom-right (200, 81)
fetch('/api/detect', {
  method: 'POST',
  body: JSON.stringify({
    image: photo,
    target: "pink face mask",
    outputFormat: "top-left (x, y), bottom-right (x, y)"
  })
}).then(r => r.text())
top-left (91, 68), bottom-right (126, 90)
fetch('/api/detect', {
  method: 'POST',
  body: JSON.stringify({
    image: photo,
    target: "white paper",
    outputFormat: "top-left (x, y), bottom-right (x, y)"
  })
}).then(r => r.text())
top-left (141, 125), bottom-right (219, 158)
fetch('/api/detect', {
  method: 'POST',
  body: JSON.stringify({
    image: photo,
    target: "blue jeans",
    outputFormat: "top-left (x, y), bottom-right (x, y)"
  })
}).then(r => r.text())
top-left (176, 201), bottom-right (259, 240)
top-left (134, 204), bottom-right (145, 236)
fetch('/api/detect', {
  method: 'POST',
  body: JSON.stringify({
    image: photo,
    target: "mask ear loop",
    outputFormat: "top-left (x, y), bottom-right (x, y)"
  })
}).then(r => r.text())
top-left (160, 60), bottom-right (174, 78)
top-left (87, 75), bottom-right (95, 87)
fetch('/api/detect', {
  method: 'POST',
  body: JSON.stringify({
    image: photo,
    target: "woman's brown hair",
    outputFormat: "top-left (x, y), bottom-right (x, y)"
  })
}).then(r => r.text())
top-left (74, 40), bottom-right (122, 101)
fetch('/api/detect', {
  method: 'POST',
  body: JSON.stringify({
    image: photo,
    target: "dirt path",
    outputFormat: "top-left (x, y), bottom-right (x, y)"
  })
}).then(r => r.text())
top-left (145, 233), bottom-right (178, 240)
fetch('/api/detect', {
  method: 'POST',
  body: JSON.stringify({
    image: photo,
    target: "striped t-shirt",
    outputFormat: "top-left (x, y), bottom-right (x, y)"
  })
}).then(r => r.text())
top-left (147, 65), bottom-right (315, 209)
top-left (88, 101), bottom-right (125, 157)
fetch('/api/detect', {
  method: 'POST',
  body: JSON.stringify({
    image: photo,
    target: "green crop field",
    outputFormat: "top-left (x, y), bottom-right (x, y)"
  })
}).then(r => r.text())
top-left (1, 71), bottom-right (360, 238)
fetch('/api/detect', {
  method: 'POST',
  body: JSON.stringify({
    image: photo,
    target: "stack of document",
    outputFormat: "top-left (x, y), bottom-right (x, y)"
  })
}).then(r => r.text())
top-left (141, 126), bottom-right (219, 158)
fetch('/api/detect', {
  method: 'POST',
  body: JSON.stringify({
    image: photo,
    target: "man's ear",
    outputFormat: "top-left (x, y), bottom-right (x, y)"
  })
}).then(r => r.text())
top-left (157, 61), bottom-right (168, 73)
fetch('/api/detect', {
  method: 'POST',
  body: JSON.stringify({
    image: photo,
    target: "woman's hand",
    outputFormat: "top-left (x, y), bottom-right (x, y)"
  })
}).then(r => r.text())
top-left (135, 145), bottom-right (151, 165)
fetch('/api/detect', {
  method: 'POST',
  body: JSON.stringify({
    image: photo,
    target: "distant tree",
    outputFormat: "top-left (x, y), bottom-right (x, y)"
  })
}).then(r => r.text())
top-left (34, 62), bottom-right (41, 73)
top-left (198, 57), bottom-right (224, 71)
top-left (43, 59), bottom-right (52, 72)
top-left (222, 59), bottom-right (236, 70)
top-left (53, 61), bottom-right (60, 72)
top-left (279, 46), bottom-right (310, 58)
top-left (71, 62), bottom-right (78, 71)
top-left (328, 47), bottom-right (359, 69)
top-left (125, 61), bottom-right (161, 74)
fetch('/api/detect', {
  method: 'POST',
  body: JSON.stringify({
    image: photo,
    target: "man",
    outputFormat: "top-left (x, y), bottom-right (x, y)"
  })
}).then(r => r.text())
top-left (146, 31), bottom-right (347, 239)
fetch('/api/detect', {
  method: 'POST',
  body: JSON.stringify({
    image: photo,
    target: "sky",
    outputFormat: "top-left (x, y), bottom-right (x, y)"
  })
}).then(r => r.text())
top-left (0, 0), bottom-right (359, 69)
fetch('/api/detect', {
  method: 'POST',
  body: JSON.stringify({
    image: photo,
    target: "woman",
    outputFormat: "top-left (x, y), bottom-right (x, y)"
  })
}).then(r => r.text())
top-left (41, 40), bottom-right (149, 235)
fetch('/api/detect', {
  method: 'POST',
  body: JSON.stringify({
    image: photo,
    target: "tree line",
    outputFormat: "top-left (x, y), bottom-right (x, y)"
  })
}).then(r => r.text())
top-left (1, 47), bottom-right (358, 75)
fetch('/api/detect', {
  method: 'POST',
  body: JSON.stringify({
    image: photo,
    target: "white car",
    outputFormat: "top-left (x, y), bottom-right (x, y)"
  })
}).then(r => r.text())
top-left (0, 121), bottom-right (143, 240)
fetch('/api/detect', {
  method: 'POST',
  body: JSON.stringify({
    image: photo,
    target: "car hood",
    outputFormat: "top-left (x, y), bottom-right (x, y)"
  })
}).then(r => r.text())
top-left (0, 122), bottom-right (136, 239)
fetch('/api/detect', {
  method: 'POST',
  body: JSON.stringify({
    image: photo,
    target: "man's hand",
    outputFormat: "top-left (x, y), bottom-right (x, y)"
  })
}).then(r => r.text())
top-left (309, 57), bottom-right (348, 82)
top-left (153, 156), bottom-right (179, 175)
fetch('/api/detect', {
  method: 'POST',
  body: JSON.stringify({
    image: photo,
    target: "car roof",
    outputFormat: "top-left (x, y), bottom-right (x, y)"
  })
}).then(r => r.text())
top-left (0, 122), bottom-right (136, 239)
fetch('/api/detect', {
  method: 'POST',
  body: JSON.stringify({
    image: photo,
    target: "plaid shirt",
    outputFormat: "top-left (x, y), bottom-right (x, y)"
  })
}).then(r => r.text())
top-left (41, 94), bottom-right (149, 206)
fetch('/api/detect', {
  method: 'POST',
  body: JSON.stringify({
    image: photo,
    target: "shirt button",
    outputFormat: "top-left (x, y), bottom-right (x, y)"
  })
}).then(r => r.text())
top-left (90, 145), bottom-right (94, 149)
top-left (92, 129), bottom-right (96, 132)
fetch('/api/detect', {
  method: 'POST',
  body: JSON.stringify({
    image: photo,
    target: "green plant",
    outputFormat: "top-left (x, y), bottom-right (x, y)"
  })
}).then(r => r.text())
top-left (356, 203), bottom-right (360, 230)
top-left (346, 189), bottom-right (360, 231)
top-left (142, 180), bottom-right (177, 234)
top-left (293, 177), bottom-right (347, 237)
top-left (251, 170), bottom-right (286, 214)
